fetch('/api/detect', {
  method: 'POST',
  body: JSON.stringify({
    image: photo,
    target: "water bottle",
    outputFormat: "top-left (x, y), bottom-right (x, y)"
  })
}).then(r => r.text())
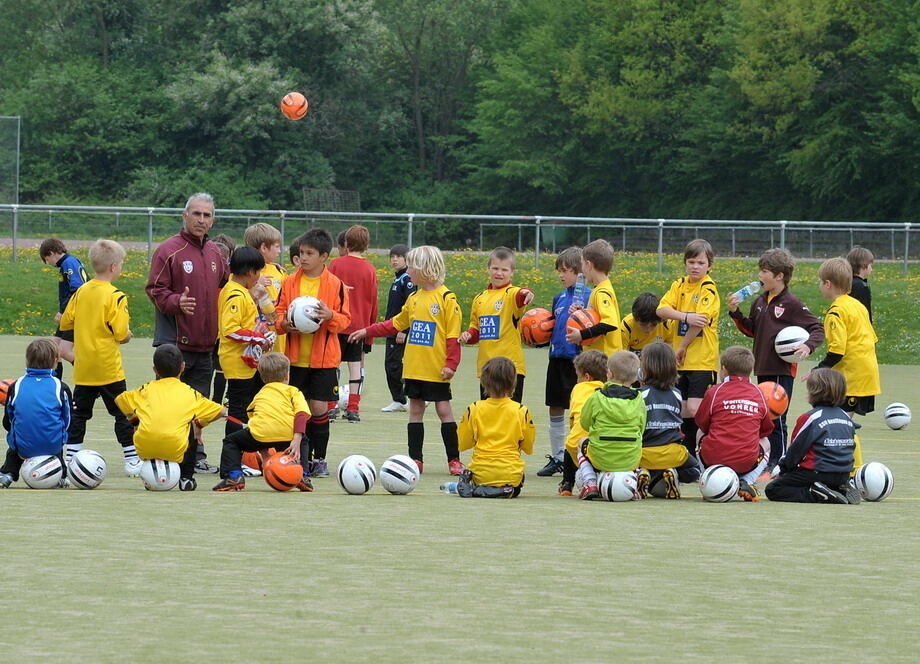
top-left (574, 272), bottom-right (588, 308)
top-left (732, 280), bottom-right (762, 302)
top-left (439, 482), bottom-right (458, 494)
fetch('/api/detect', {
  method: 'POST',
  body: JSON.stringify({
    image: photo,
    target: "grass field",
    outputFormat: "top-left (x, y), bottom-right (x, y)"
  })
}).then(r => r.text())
top-left (0, 334), bottom-right (917, 663)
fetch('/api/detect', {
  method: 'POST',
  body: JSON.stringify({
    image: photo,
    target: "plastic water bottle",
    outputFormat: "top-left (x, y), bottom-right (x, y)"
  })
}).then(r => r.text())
top-left (574, 272), bottom-right (588, 308)
top-left (439, 482), bottom-right (458, 494)
top-left (732, 280), bottom-right (762, 302)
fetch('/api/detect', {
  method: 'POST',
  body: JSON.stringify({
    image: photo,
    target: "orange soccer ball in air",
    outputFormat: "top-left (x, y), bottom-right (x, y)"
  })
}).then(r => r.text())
top-left (280, 92), bottom-right (309, 120)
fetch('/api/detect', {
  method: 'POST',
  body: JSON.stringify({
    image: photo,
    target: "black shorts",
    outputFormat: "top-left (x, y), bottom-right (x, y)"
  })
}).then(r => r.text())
top-left (54, 328), bottom-right (74, 343)
top-left (545, 357), bottom-right (578, 408)
top-left (338, 334), bottom-right (364, 362)
top-left (678, 370), bottom-right (717, 400)
top-left (289, 366), bottom-right (338, 402)
top-left (843, 395), bottom-right (875, 416)
top-left (404, 378), bottom-right (452, 403)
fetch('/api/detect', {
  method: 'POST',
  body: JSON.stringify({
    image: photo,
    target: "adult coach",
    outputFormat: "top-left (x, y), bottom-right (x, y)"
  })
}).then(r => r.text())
top-left (146, 193), bottom-right (229, 480)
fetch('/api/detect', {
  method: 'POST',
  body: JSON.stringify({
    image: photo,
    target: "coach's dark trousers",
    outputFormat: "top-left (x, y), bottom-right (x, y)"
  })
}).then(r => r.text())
top-left (765, 468), bottom-right (850, 503)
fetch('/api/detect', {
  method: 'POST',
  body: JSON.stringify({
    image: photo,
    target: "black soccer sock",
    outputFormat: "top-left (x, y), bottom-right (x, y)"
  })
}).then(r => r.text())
top-left (681, 417), bottom-right (699, 456)
top-left (563, 452), bottom-right (577, 484)
top-left (408, 422), bottom-right (424, 461)
top-left (441, 422), bottom-right (459, 460)
top-left (309, 412), bottom-right (330, 459)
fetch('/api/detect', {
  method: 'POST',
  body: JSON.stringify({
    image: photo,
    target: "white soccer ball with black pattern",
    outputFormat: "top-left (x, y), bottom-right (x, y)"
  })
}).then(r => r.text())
top-left (773, 325), bottom-right (810, 363)
top-left (598, 471), bottom-right (639, 502)
top-left (336, 454), bottom-right (377, 495)
top-left (21, 455), bottom-right (65, 489)
top-left (699, 464), bottom-right (739, 502)
top-left (68, 449), bottom-right (107, 489)
top-left (287, 295), bottom-right (322, 334)
top-left (883, 403), bottom-right (911, 430)
top-left (854, 462), bottom-right (894, 502)
top-left (139, 459), bottom-right (180, 491)
top-left (379, 454), bottom-right (420, 494)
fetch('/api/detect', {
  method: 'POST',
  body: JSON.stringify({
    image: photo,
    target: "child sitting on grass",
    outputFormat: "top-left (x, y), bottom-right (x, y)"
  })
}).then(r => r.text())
top-left (558, 350), bottom-right (607, 496)
top-left (455, 356), bottom-right (535, 498)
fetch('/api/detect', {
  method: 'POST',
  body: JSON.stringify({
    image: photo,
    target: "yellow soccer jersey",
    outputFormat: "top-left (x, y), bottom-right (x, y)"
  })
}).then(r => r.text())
top-left (58, 279), bottom-right (130, 386)
top-left (564, 380), bottom-right (605, 462)
top-left (659, 275), bottom-right (720, 371)
top-left (261, 262), bottom-right (287, 353)
top-left (458, 397), bottom-right (535, 487)
top-left (824, 295), bottom-right (880, 396)
top-left (620, 314), bottom-right (671, 353)
top-left (391, 285), bottom-right (462, 383)
top-left (585, 278), bottom-right (623, 355)
top-left (115, 377), bottom-right (223, 463)
top-left (293, 274), bottom-right (321, 368)
top-left (246, 382), bottom-right (310, 443)
top-left (218, 280), bottom-right (261, 380)
top-left (467, 284), bottom-right (528, 376)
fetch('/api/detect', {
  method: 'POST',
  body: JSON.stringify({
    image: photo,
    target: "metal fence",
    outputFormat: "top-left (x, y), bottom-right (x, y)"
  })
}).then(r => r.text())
top-left (0, 204), bottom-right (915, 272)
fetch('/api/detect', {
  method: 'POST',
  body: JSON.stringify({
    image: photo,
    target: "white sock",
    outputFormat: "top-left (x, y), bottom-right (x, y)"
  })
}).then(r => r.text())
top-left (577, 455), bottom-right (598, 487)
top-left (122, 445), bottom-right (139, 462)
top-left (548, 415), bottom-right (566, 459)
top-left (740, 456), bottom-right (768, 485)
top-left (65, 443), bottom-right (82, 463)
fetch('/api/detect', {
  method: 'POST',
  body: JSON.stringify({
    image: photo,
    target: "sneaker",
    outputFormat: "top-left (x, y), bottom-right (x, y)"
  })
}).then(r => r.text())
top-left (536, 455), bottom-right (564, 477)
top-left (661, 468), bottom-right (681, 499)
top-left (58, 477), bottom-right (72, 489)
top-left (311, 459), bottom-right (329, 478)
top-left (328, 408), bottom-right (340, 422)
top-left (448, 458), bottom-right (465, 476)
top-left (738, 479), bottom-right (760, 502)
top-left (381, 401), bottom-right (408, 412)
top-left (344, 410), bottom-right (361, 423)
top-left (413, 459), bottom-right (424, 474)
top-left (194, 459), bottom-right (219, 474)
top-left (635, 468), bottom-right (651, 499)
top-left (241, 465), bottom-right (262, 477)
top-left (557, 480), bottom-right (574, 496)
top-left (124, 458), bottom-right (143, 477)
top-left (179, 477), bottom-right (197, 491)
top-left (0, 472), bottom-right (12, 488)
top-left (579, 482), bottom-right (600, 501)
top-left (212, 476), bottom-right (245, 491)
top-left (810, 481), bottom-right (848, 504)
top-left (842, 479), bottom-right (861, 505)
top-left (297, 476), bottom-right (315, 492)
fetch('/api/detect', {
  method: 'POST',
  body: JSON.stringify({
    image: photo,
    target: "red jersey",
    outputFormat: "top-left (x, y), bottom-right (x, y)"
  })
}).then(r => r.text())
top-left (695, 375), bottom-right (774, 473)
top-left (328, 255), bottom-right (378, 335)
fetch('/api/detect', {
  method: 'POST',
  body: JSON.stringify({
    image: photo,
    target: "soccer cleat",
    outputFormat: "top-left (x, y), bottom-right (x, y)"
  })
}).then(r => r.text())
top-left (536, 455), bottom-right (564, 477)
top-left (413, 459), bottom-right (424, 474)
top-left (557, 480), bottom-right (574, 496)
top-left (0, 473), bottom-right (12, 489)
top-left (661, 468), bottom-right (681, 499)
top-left (194, 459), bottom-right (219, 474)
top-left (737, 479), bottom-right (760, 502)
top-left (328, 408), bottom-right (340, 422)
top-left (343, 410), bottom-right (361, 423)
top-left (212, 476), bottom-right (245, 492)
top-left (579, 482), bottom-right (600, 501)
top-left (124, 458), bottom-right (143, 477)
top-left (297, 476), bottom-right (315, 492)
top-left (311, 459), bottom-right (329, 477)
top-left (635, 468), bottom-right (651, 499)
top-left (179, 477), bottom-right (197, 491)
top-left (381, 401), bottom-right (408, 412)
top-left (842, 479), bottom-right (862, 505)
top-left (241, 465), bottom-right (262, 477)
top-left (448, 458), bottom-right (465, 476)
top-left (810, 482), bottom-right (848, 504)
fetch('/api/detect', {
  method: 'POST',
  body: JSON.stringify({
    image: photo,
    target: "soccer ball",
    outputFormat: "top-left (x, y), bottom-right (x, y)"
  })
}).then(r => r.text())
top-left (883, 403), bottom-right (911, 430)
top-left (773, 325), bottom-right (810, 363)
top-left (21, 455), bottom-right (65, 489)
top-left (598, 471), bottom-right (638, 501)
top-left (287, 296), bottom-right (322, 334)
top-left (68, 450), bottom-right (107, 489)
top-left (263, 452), bottom-right (303, 491)
top-left (519, 308), bottom-right (554, 347)
top-left (379, 454), bottom-right (420, 495)
top-left (758, 381), bottom-right (789, 419)
top-left (139, 459), bottom-right (180, 491)
top-left (280, 91), bottom-right (309, 120)
top-left (336, 454), bottom-right (377, 495)
top-left (854, 462), bottom-right (894, 502)
top-left (699, 464), bottom-right (739, 502)
top-left (566, 308), bottom-right (600, 345)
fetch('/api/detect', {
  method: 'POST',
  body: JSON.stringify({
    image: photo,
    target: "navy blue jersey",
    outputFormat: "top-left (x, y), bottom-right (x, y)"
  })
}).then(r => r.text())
top-left (3, 368), bottom-right (72, 457)
top-left (385, 267), bottom-right (416, 335)
top-left (639, 385), bottom-right (684, 447)
top-left (56, 253), bottom-right (88, 313)
top-left (549, 285), bottom-right (592, 359)
top-left (781, 406), bottom-right (856, 474)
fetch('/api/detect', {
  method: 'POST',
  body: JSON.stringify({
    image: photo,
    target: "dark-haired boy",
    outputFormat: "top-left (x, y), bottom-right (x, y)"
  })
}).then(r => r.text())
top-left (381, 244), bottom-right (417, 413)
top-left (621, 292), bottom-right (670, 357)
top-left (846, 246), bottom-right (874, 321)
top-left (39, 237), bottom-right (89, 378)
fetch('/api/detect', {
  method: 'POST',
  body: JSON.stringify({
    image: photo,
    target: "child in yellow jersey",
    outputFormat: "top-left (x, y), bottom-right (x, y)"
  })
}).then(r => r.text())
top-left (453, 357), bottom-right (535, 498)
top-left (806, 258), bottom-right (880, 418)
top-left (656, 238), bottom-right (720, 454)
top-left (244, 222), bottom-right (287, 354)
top-left (459, 247), bottom-right (534, 402)
top-left (350, 245), bottom-right (464, 476)
top-left (559, 350), bottom-right (608, 496)
top-left (213, 353), bottom-right (313, 492)
top-left (58, 239), bottom-right (140, 476)
top-left (621, 292), bottom-right (671, 358)
top-left (116, 344), bottom-right (226, 491)
top-left (565, 239), bottom-right (622, 354)
top-left (218, 247), bottom-right (274, 439)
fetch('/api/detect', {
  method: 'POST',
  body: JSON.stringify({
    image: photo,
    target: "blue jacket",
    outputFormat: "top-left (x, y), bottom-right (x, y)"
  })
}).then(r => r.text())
top-left (3, 369), bottom-right (72, 457)
top-left (549, 284), bottom-right (592, 359)
top-left (56, 253), bottom-right (88, 313)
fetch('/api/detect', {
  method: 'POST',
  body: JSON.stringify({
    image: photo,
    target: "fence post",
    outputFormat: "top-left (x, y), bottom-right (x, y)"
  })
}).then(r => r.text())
top-left (407, 214), bottom-right (414, 247)
top-left (11, 204), bottom-right (18, 262)
top-left (534, 217), bottom-right (542, 268)
top-left (147, 208), bottom-right (154, 262)
top-left (657, 219), bottom-right (665, 272)
top-left (279, 211), bottom-right (286, 249)
top-left (731, 228), bottom-right (735, 256)
top-left (479, 224), bottom-right (483, 250)
top-left (905, 223), bottom-right (911, 274)
top-left (778, 220), bottom-right (786, 249)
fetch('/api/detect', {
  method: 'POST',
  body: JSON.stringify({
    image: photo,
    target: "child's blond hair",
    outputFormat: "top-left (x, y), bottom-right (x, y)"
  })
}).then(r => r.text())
top-left (406, 245), bottom-right (445, 285)
top-left (258, 352), bottom-right (291, 383)
top-left (488, 246), bottom-right (515, 268)
top-left (244, 223), bottom-right (282, 251)
top-left (818, 257), bottom-right (853, 293)
top-left (573, 349), bottom-right (607, 382)
top-left (720, 345), bottom-right (754, 377)
top-left (607, 350), bottom-right (640, 385)
top-left (343, 225), bottom-right (370, 253)
top-left (89, 239), bottom-right (126, 273)
top-left (582, 239), bottom-right (614, 275)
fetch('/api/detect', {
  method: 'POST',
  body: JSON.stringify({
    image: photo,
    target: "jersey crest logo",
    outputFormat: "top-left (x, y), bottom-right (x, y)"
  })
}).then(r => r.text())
top-left (692, 294), bottom-right (699, 304)
top-left (211, 261), bottom-right (217, 272)
top-left (182, 260), bottom-right (194, 274)
top-left (774, 305), bottom-right (785, 318)
top-left (493, 300), bottom-right (504, 312)
top-left (429, 303), bottom-right (441, 316)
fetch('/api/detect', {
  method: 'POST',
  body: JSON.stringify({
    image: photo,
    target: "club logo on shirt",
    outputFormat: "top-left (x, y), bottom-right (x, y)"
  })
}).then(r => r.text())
top-left (182, 260), bottom-right (194, 274)
top-left (429, 303), bottom-right (441, 316)
top-left (494, 300), bottom-right (504, 312)
top-left (211, 262), bottom-right (218, 272)
top-left (774, 305), bottom-right (785, 318)
top-left (692, 294), bottom-right (699, 304)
